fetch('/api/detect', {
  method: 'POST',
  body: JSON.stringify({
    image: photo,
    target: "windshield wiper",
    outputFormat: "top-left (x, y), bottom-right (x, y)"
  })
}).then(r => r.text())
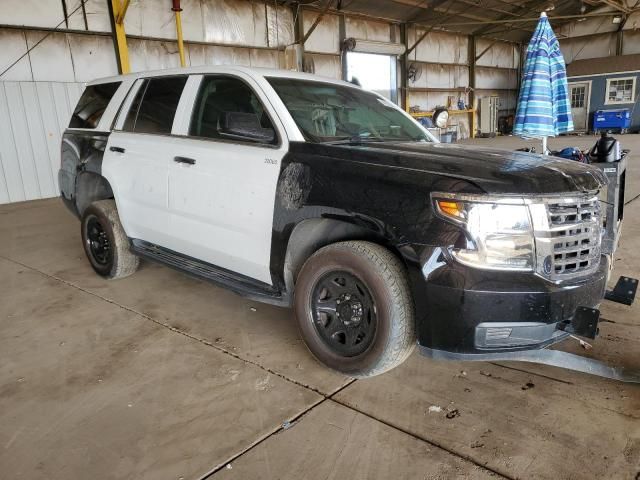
top-left (324, 136), bottom-right (390, 145)
top-left (324, 136), bottom-right (425, 145)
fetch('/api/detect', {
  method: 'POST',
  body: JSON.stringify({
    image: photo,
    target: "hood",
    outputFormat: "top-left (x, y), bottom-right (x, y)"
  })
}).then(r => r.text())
top-left (297, 142), bottom-right (607, 195)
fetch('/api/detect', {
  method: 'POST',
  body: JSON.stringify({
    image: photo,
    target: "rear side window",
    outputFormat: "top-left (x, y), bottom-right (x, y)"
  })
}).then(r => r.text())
top-left (69, 81), bottom-right (121, 129)
top-left (123, 76), bottom-right (187, 134)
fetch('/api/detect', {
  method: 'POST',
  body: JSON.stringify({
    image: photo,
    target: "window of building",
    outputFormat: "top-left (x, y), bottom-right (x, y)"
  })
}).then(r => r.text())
top-left (605, 77), bottom-right (636, 105)
top-left (123, 76), bottom-right (187, 134)
top-left (69, 81), bottom-right (121, 129)
top-left (570, 85), bottom-right (585, 108)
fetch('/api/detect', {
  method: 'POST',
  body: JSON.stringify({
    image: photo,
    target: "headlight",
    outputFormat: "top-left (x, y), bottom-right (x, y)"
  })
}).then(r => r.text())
top-left (432, 193), bottom-right (534, 271)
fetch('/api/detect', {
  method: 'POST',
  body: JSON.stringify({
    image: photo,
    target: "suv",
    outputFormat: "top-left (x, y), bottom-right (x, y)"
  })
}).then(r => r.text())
top-left (60, 66), bottom-right (609, 378)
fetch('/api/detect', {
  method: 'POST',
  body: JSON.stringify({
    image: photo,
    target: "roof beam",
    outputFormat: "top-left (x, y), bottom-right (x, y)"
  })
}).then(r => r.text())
top-left (438, 11), bottom-right (622, 27)
top-left (599, 0), bottom-right (632, 14)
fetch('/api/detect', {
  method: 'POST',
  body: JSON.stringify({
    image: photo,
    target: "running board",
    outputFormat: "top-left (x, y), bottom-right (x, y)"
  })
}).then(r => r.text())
top-left (420, 346), bottom-right (640, 383)
top-left (130, 239), bottom-right (287, 306)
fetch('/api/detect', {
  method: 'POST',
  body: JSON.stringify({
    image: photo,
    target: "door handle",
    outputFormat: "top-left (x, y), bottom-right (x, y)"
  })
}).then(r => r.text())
top-left (174, 156), bottom-right (196, 165)
top-left (110, 146), bottom-right (125, 153)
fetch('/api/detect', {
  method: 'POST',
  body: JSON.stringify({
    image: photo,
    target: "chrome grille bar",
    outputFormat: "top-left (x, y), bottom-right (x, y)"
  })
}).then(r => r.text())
top-left (528, 194), bottom-right (602, 282)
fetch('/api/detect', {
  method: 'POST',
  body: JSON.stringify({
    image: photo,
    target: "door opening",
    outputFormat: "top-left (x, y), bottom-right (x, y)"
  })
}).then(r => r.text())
top-left (346, 52), bottom-right (398, 104)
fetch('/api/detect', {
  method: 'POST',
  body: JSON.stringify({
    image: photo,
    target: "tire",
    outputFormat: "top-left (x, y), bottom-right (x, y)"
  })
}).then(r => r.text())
top-left (294, 241), bottom-right (416, 378)
top-left (81, 200), bottom-right (139, 279)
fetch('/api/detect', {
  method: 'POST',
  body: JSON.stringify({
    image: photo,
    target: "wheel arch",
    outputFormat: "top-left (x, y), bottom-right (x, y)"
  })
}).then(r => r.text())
top-left (75, 172), bottom-right (114, 217)
top-left (281, 216), bottom-right (408, 298)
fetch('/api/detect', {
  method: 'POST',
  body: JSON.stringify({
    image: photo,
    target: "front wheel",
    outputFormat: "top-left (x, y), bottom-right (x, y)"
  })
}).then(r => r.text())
top-left (81, 200), bottom-right (139, 279)
top-left (294, 241), bottom-right (416, 378)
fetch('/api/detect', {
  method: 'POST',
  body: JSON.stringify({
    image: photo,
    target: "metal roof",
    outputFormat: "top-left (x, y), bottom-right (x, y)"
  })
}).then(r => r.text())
top-left (290, 0), bottom-right (640, 43)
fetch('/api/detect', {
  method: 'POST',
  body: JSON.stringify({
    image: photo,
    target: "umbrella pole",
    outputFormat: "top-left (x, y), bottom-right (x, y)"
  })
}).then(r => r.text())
top-left (542, 136), bottom-right (548, 155)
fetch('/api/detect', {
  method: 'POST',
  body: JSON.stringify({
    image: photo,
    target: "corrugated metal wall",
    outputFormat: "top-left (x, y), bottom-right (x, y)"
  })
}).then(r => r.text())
top-left (0, 81), bottom-right (83, 204)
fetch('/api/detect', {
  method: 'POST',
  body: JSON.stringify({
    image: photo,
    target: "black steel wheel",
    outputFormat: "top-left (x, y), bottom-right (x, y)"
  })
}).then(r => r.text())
top-left (295, 241), bottom-right (416, 378)
top-left (85, 215), bottom-right (112, 266)
top-left (311, 271), bottom-right (377, 357)
top-left (81, 200), bottom-right (139, 279)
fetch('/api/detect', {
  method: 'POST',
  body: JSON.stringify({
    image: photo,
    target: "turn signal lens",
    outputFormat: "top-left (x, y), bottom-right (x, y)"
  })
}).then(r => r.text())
top-left (436, 200), bottom-right (464, 219)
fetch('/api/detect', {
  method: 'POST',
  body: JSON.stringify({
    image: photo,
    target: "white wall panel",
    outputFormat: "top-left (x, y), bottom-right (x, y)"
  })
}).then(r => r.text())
top-left (67, 34), bottom-right (119, 81)
top-left (0, 81), bottom-right (82, 204)
top-left (476, 39), bottom-right (519, 69)
top-left (25, 31), bottom-right (75, 82)
top-left (200, 0), bottom-right (269, 46)
top-left (266, 3), bottom-right (294, 47)
top-left (0, 29), bottom-right (32, 81)
top-left (0, 0), bottom-right (65, 29)
top-left (560, 34), bottom-right (616, 62)
top-left (409, 29), bottom-right (468, 65)
top-left (249, 49), bottom-right (280, 68)
top-left (622, 30), bottom-right (640, 55)
top-left (407, 91), bottom-right (453, 111)
top-left (66, 0), bottom-right (112, 32)
top-left (309, 54), bottom-right (342, 79)
top-left (128, 39), bottom-right (183, 72)
top-left (409, 64), bottom-right (468, 89)
top-left (345, 18), bottom-right (391, 42)
top-left (303, 13), bottom-right (340, 54)
top-left (476, 66), bottom-right (518, 90)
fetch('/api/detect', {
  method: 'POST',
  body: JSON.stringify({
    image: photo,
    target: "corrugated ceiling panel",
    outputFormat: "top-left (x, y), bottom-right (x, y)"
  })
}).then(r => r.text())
top-left (0, 81), bottom-right (82, 204)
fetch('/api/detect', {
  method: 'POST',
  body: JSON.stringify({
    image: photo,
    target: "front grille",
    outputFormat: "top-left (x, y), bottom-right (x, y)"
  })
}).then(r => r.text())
top-left (548, 197), bottom-right (600, 278)
top-left (529, 194), bottom-right (602, 282)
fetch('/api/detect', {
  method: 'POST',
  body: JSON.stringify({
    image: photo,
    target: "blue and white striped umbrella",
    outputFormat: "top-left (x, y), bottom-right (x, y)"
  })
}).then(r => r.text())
top-left (514, 12), bottom-right (573, 152)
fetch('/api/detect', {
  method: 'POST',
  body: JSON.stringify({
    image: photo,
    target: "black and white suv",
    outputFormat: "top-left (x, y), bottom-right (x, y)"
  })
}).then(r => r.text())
top-left (60, 66), bottom-right (611, 377)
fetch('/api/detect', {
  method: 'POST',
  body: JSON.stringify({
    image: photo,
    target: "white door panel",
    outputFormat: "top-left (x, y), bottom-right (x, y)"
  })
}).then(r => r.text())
top-left (569, 82), bottom-right (589, 132)
top-left (102, 131), bottom-right (172, 246)
top-left (167, 139), bottom-right (285, 284)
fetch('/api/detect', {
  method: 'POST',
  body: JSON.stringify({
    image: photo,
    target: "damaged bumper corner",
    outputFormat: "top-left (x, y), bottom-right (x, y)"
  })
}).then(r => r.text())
top-left (419, 344), bottom-right (640, 383)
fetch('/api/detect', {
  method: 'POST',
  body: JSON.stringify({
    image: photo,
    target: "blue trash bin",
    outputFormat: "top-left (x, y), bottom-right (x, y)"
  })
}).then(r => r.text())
top-left (593, 109), bottom-right (631, 134)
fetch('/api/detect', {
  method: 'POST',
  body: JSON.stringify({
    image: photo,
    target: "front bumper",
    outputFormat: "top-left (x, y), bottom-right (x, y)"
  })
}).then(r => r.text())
top-left (412, 249), bottom-right (608, 354)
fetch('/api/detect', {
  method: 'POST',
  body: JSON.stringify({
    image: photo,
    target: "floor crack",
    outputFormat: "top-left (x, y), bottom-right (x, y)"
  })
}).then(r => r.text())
top-left (0, 254), bottom-right (346, 398)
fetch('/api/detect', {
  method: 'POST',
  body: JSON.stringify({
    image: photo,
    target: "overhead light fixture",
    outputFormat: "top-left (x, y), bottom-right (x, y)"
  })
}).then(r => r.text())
top-left (579, 1), bottom-right (586, 14)
top-left (612, 16), bottom-right (622, 24)
top-left (545, 3), bottom-right (555, 11)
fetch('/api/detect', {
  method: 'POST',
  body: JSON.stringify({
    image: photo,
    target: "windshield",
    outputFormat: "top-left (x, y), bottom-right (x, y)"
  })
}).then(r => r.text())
top-left (266, 77), bottom-right (435, 144)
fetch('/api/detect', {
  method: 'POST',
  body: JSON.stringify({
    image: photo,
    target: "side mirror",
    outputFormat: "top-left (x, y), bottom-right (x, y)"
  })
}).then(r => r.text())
top-left (219, 112), bottom-right (275, 144)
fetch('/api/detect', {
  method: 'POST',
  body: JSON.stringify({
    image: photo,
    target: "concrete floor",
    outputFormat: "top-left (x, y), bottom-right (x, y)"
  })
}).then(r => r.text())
top-left (1, 135), bottom-right (639, 480)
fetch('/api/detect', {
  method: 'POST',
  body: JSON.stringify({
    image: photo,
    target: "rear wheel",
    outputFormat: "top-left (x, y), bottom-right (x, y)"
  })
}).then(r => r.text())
top-left (81, 200), bottom-right (139, 279)
top-left (294, 241), bottom-right (416, 377)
